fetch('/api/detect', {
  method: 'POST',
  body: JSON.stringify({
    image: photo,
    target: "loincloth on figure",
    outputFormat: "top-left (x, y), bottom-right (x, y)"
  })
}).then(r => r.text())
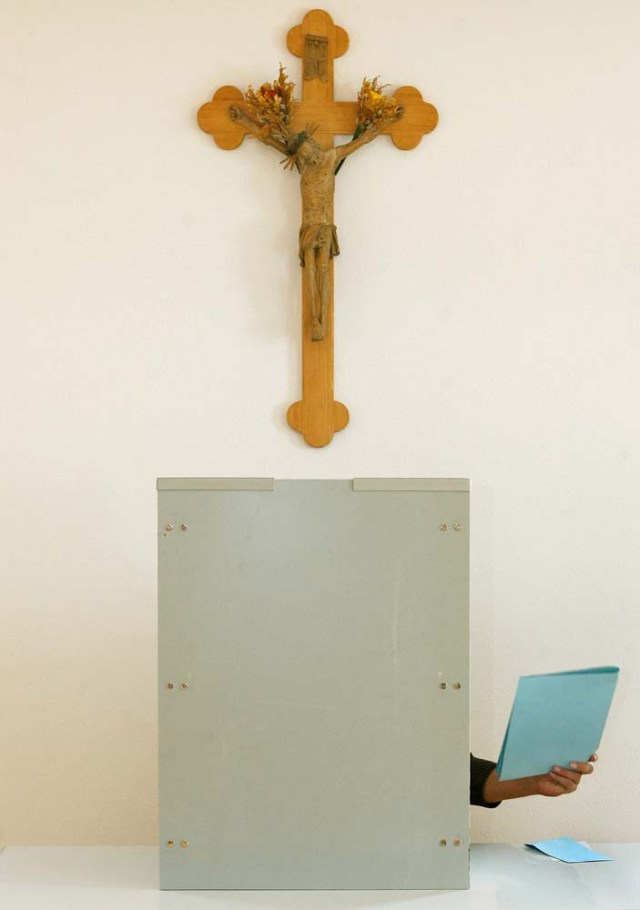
top-left (298, 223), bottom-right (340, 266)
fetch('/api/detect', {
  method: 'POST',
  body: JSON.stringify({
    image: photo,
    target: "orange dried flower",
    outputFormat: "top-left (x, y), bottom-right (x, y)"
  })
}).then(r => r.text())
top-left (356, 76), bottom-right (401, 131)
top-left (244, 65), bottom-right (295, 143)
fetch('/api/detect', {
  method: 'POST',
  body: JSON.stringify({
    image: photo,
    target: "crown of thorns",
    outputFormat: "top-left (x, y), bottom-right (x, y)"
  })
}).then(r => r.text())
top-left (280, 124), bottom-right (319, 170)
top-left (285, 124), bottom-right (319, 154)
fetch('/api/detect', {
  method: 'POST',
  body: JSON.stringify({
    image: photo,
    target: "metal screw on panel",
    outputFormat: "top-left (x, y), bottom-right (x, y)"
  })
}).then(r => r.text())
top-left (453, 523), bottom-right (463, 532)
top-left (166, 683), bottom-right (175, 690)
top-left (166, 840), bottom-right (175, 848)
top-left (439, 839), bottom-right (448, 847)
top-left (439, 524), bottom-right (448, 532)
top-left (439, 682), bottom-right (447, 690)
top-left (453, 682), bottom-right (462, 690)
top-left (180, 840), bottom-right (189, 848)
top-left (180, 682), bottom-right (189, 691)
top-left (180, 524), bottom-right (188, 531)
top-left (453, 839), bottom-right (462, 847)
top-left (164, 524), bottom-right (174, 532)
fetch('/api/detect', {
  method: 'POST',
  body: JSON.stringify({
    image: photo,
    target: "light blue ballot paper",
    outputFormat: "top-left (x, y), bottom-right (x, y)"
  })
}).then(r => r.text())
top-left (526, 838), bottom-right (613, 863)
top-left (496, 666), bottom-right (619, 780)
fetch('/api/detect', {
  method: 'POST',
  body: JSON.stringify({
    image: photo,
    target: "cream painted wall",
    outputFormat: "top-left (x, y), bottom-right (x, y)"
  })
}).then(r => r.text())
top-left (2, 0), bottom-right (639, 846)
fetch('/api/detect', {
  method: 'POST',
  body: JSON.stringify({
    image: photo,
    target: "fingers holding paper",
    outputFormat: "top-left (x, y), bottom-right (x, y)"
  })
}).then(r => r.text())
top-left (538, 754), bottom-right (598, 797)
top-left (482, 754), bottom-right (598, 803)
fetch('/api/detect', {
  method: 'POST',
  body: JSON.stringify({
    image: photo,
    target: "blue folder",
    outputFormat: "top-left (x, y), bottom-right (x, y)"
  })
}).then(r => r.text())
top-left (496, 666), bottom-right (619, 780)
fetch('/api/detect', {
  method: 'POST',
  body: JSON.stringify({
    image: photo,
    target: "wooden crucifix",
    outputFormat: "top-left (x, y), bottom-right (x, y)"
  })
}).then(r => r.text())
top-left (197, 9), bottom-right (438, 447)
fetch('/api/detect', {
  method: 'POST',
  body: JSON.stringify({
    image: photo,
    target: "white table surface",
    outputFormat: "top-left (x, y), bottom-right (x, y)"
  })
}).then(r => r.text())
top-left (0, 845), bottom-right (639, 909)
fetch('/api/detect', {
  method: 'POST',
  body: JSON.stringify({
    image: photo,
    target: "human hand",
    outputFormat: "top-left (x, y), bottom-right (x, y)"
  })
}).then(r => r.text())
top-left (534, 754), bottom-right (598, 797)
top-left (482, 754), bottom-right (598, 803)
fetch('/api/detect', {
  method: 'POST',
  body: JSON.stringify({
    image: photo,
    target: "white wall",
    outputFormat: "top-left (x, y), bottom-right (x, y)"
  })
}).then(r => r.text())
top-left (2, 0), bottom-right (639, 846)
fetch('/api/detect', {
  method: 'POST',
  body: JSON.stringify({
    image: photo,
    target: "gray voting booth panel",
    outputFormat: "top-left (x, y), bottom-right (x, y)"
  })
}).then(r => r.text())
top-left (158, 479), bottom-right (470, 890)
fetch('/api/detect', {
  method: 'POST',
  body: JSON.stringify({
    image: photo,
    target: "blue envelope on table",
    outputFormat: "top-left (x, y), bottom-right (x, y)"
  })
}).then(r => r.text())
top-left (496, 666), bottom-right (619, 780)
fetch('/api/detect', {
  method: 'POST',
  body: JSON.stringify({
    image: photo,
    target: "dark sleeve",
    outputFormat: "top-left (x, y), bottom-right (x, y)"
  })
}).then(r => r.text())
top-left (470, 754), bottom-right (501, 808)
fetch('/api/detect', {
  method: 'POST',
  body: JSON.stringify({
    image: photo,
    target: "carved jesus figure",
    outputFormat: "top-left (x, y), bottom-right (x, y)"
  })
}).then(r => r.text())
top-left (229, 105), bottom-right (402, 340)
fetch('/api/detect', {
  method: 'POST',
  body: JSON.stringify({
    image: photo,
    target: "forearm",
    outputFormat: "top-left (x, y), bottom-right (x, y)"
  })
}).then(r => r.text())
top-left (336, 105), bottom-right (403, 164)
top-left (483, 771), bottom-right (538, 803)
top-left (229, 105), bottom-right (286, 152)
top-left (335, 124), bottom-right (383, 163)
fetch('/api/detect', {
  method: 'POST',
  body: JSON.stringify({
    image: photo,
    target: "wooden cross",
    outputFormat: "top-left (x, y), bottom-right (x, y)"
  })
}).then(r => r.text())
top-left (197, 9), bottom-right (438, 447)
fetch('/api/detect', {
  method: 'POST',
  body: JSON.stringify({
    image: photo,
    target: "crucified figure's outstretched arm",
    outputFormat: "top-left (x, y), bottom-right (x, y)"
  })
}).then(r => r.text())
top-left (334, 106), bottom-right (404, 168)
top-left (229, 105), bottom-right (288, 154)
